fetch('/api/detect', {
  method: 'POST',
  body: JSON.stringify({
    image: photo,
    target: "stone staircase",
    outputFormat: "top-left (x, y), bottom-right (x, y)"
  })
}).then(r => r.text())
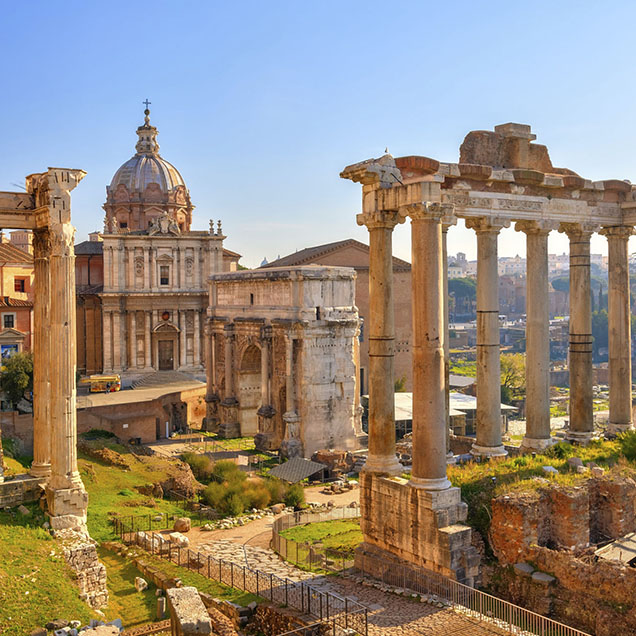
top-left (131, 371), bottom-right (204, 390)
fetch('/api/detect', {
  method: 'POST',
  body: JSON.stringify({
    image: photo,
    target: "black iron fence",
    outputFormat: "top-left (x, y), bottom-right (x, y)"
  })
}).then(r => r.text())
top-left (114, 515), bottom-right (368, 636)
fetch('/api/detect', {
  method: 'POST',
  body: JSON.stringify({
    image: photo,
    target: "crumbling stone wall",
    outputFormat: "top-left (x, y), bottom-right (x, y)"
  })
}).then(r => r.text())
top-left (491, 475), bottom-right (636, 564)
top-left (60, 533), bottom-right (108, 609)
top-left (166, 586), bottom-right (212, 635)
top-left (0, 475), bottom-right (44, 507)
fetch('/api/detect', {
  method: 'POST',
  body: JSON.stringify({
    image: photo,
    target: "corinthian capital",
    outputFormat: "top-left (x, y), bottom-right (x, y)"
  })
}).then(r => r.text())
top-left (356, 209), bottom-right (404, 231)
top-left (599, 225), bottom-right (634, 239)
top-left (558, 222), bottom-right (599, 239)
top-left (405, 202), bottom-right (455, 222)
top-left (49, 223), bottom-right (76, 258)
top-left (465, 216), bottom-right (510, 234)
top-left (514, 220), bottom-right (557, 236)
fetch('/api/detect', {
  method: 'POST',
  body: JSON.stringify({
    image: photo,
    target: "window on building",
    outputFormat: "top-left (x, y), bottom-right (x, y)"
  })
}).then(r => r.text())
top-left (119, 221), bottom-right (128, 229)
top-left (160, 265), bottom-right (170, 286)
top-left (14, 278), bottom-right (25, 293)
top-left (3, 314), bottom-right (14, 329)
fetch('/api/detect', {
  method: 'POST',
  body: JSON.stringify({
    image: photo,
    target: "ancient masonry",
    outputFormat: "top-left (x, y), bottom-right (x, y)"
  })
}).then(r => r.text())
top-left (341, 123), bottom-right (636, 584)
top-left (205, 266), bottom-right (363, 458)
top-left (0, 168), bottom-right (107, 607)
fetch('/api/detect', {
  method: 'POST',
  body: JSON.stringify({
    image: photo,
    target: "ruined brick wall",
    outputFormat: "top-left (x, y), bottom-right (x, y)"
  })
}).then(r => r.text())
top-left (0, 475), bottom-right (43, 507)
top-left (62, 537), bottom-right (108, 609)
top-left (0, 411), bottom-right (34, 455)
top-left (548, 486), bottom-right (589, 550)
top-left (589, 475), bottom-right (636, 542)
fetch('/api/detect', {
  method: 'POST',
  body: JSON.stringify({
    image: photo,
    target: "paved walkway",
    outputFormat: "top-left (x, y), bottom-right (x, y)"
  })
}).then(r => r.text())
top-left (189, 538), bottom-right (508, 635)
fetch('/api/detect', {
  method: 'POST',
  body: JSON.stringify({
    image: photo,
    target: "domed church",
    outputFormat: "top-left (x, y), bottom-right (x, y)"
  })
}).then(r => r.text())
top-left (76, 104), bottom-right (241, 377)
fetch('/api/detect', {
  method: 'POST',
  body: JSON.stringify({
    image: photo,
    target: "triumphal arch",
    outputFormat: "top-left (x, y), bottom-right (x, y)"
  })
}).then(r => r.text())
top-left (342, 123), bottom-right (636, 584)
top-left (0, 168), bottom-right (88, 529)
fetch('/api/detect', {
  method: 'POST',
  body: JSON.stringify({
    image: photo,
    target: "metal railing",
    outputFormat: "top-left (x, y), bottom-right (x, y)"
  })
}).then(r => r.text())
top-left (278, 619), bottom-right (343, 635)
top-left (271, 507), bottom-right (361, 573)
top-left (114, 516), bottom-right (368, 636)
top-left (356, 552), bottom-right (591, 636)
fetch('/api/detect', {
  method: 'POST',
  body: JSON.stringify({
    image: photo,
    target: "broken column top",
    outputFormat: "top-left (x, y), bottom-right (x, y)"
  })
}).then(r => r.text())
top-left (166, 586), bottom-right (212, 634)
top-left (493, 122), bottom-right (536, 141)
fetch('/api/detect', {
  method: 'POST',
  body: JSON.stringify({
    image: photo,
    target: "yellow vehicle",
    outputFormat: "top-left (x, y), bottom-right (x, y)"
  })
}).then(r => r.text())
top-left (80, 374), bottom-right (122, 393)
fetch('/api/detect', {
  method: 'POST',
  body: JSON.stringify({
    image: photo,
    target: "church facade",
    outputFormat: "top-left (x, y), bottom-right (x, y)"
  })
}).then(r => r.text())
top-left (76, 106), bottom-right (239, 377)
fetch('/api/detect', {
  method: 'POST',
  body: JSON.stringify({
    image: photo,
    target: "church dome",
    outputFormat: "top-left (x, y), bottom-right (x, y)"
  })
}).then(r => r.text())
top-left (107, 105), bottom-right (186, 195)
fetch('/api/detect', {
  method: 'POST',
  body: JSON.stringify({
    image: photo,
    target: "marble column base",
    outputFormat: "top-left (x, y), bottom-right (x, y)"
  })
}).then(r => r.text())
top-left (519, 436), bottom-right (557, 453)
top-left (470, 443), bottom-right (508, 458)
top-left (46, 485), bottom-right (88, 530)
top-left (410, 476), bottom-right (452, 491)
top-left (564, 430), bottom-right (598, 444)
top-left (361, 454), bottom-right (403, 476)
top-left (607, 422), bottom-right (634, 434)
top-left (30, 462), bottom-right (52, 479)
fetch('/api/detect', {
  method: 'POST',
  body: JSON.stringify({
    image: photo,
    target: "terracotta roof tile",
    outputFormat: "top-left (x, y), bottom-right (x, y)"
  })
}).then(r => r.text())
top-left (0, 243), bottom-right (33, 264)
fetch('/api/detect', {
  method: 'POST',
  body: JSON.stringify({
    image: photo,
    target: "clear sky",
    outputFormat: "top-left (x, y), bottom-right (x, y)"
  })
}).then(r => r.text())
top-left (2, 1), bottom-right (636, 267)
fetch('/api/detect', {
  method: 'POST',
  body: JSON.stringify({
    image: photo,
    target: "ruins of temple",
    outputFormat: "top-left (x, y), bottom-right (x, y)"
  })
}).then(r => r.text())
top-left (342, 122), bottom-right (636, 584)
top-left (204, 266), bottom-right (364, 457)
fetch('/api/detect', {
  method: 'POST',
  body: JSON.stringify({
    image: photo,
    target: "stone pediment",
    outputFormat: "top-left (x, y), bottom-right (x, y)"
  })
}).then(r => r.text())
top-left (0, 327), bottom-right (25, 341)
top-left (152, 322), bottom-right (179, 333)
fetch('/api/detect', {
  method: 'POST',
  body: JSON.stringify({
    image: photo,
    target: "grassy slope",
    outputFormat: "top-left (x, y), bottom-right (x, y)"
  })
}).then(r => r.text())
top-left (280, 519), bottom-right (362, 554)
top-left (0, 505), bottom-right (95, 636)
top-left (79, 446), bottom-right (195, 543)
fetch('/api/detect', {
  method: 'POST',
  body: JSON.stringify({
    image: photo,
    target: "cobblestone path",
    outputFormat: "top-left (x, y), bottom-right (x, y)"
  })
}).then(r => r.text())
top-left (199, 540), bottom-right (509, 635)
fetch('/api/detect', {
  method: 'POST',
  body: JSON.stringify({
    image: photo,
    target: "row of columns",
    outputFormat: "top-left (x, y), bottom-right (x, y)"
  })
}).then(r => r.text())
top-left (104, 244), bottom-right (213, 292)
top-left (361, 206), bottom-right (634, 482)
top-left (103, 309), bottom-right (203, 371)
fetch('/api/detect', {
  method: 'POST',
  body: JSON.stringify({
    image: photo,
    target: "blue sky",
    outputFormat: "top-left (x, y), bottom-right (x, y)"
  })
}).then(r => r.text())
top-left (2, 1), bottom-right (636, 267)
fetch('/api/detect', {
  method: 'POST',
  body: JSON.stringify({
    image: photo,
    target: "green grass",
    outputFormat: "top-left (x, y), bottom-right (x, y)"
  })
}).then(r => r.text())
top-left (0, 504), bottom-right (96, 636)
top-left (124, 546), bottom-right (259, 606)
top-left (99, 547), bottom-right (158, 627)
top-left (449, 360), bottom-right (477, 377)
top-left (3, 455), bottom-right (28, 476)
top-left (280, 518), bottom-right (363, 556)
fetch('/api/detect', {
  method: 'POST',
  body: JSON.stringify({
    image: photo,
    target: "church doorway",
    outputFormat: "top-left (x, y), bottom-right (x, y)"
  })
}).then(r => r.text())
top-left (238, 344), bottom-right (261, 436)
top-left (158, 340), bottom-right (174, 370)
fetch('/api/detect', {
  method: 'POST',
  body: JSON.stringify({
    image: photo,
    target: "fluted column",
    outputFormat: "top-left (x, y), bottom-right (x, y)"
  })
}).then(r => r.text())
top-left (30, 228), bottom-right (51, 479)
top-left (194, 311), bottom-right (201, 367)
top-left (47, 223), bottom-right (83, 491)
top-left (442, 218), bottom-right (456, 463)
top-left (409, 203), bottom-right (451, 490)
top-left (561, 223), bottom-right (595, 442)
top-left (224, 324), bottom-right (235, 399)
top-left (602, 225), bottom-right (634, 433)
top-left (206, 326), bottom-right (216, 399)
top-left (128, 311), bottom-right (137, 370)
top-left (180, 311), bottom-right (187, 368)
top-left (260, 332), bottom-right (270, 407)
top-left (112, 311), bottom-right (121, 370)
top-left (358, 209), bottom-right (403, 475)
top-left (103, 311), bottom-right (113, 372)
top-left (144, 311), bottom-right (152, 369)
top-left (517, 221), bottom-right (554, 451)
top-left (466, 217), bottom-right (509, 457)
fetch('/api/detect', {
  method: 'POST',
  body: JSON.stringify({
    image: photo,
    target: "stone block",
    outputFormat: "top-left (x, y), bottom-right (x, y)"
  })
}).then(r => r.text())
top-left (591, 466), bottom-right (605, 478)
top-left (167, 586), bottom-right (213, 635)
top-left (134, 576), bottom-right (148, 592)
top-left (18, 504), bottom-right (31, 515)
top-left (29, 629), bottom-right (47, 636)
top-left (567, 457), bottom-right (583, 468)
top-left (168, 532), bottom-right (189, 547)
top-left (542, 466), bottom-right (558, 476)
top-left (531, 571), bottom-right (556, 585)
top-left (157, 596), bottom-right (167, 619)
top-left (173, 517), bottom-right (191, 533)
top-left (47, 619), bottom-right (69, 630)
top-left (514, 562), bottom-right (535, 577)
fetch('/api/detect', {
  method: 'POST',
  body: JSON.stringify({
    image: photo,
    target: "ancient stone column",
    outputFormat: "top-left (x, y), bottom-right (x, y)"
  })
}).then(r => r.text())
top-left (260, 333), bottom-right (270, 407)
top-left (128, 311), bottom-right (137, 370)
top-left (517, 221), bottom-right (553, 451)
top-left (204, 323), bottom-right (219, 433)
top-left (442, 218), bottom-right (456, 463)
top-left (180, 311), bottom-right (187, 368)
top-left (103, 311), bottom-right (113, 372)
top-left (112, 311), bottom-right (121, 370)
top-left (409, 204), bottom-right (451, 490)
top-left (194, 311), bottom-right (201, 367)
top-left (466, 217), bottom-right (508, 457)
top-left (30, 228), bottom-right (51, 479)
top-left (144, 311), bottom-right (152, 368)
top-left (255, 325), bottom-right (276, 450)
top-left (358, 210), bottom-right (403, 475)
top-left (219, 323), bottom-right (239, 437)
top-left (602, 225), bottom-right (634, 433)
top-left (143, 247), bottom-right (150, 290)
top-left (281, 331), bottom-right (303, 458)
top-left (561, 223), bottom-right (595, 442)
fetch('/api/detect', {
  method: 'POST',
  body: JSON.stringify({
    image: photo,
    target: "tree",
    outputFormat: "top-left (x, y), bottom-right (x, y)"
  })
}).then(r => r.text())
top-left (592, 309), bottom-right (608, 362)
top-left (500, 353), bottom-right (525, 402)
top-left (394, 375), bottom-right (407, 392)
top-left (550, 276), bottom-right (569, 293)
top-left (0, 352), bottom-right (33, 411)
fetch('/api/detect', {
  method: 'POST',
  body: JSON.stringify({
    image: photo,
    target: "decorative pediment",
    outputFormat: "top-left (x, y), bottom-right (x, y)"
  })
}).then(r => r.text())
top-left (153, 322), bottom-right (179, 333)
top-left (148, 211), bottom-right (180, 236)
top-left (0, 328), bottom-right (25, 342)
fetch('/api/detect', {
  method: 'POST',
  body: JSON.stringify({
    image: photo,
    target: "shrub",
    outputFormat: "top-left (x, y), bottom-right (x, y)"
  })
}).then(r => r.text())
top-left (544, 442), bottom-right (574, 459)
top-left (618, 430), bottom-right (636, 462)
top-left (80, 429), bottom-right (117, 441)
top-left (212, 460), bottom-right (246, 484)
top-left (264, 477), bottom-right (286, 503)
top-left (182, 452), bottom-right (213, 481)
top-left (202, 482), bottom-right (226, 509)
top-left (244, 484), bottom-right (271, 510)
top-left (223, 493), bottom-right (246, 517)
top-left (284, 483), bottom-right (305, 509)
